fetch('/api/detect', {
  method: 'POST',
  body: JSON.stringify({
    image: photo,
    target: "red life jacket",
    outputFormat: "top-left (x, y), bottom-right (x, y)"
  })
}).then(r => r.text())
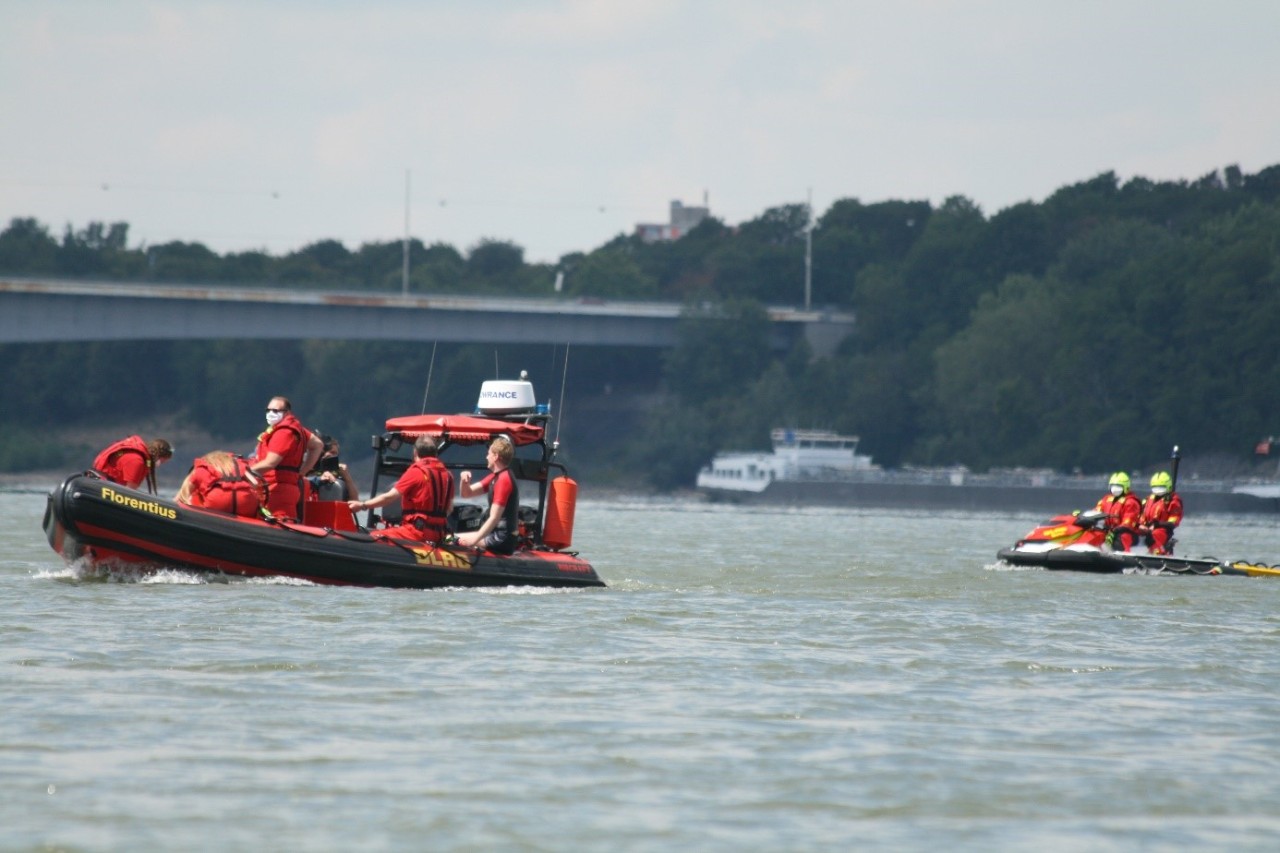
top-left (192, 455), bottom-right (267, 518)
top-left (400, 457), bottom-right (455, 541)
top-left (92, 435), bottom-right (153, 490)
top-left (255, 415), bottom-right (310, 486)
top-left (1096, 492), bottom-right (1142, 531)
top-left (1140, 492), bottom-right (1183, 530)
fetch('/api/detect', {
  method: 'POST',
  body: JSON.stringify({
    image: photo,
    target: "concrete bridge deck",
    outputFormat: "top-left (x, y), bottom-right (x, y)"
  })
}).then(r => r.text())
top-left (0, 277), bottom-right (853, 354)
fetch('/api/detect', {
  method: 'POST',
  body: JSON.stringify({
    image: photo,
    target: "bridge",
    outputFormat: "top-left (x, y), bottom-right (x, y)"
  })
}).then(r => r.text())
top-left (0, 277), bottom-right (854, 355)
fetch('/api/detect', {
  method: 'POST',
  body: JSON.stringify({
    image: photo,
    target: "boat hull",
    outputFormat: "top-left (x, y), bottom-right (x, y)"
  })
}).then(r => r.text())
top-left (43, 474), bottom-right (605, 589)
top-left (996, 546), bottom-right (1280, 577)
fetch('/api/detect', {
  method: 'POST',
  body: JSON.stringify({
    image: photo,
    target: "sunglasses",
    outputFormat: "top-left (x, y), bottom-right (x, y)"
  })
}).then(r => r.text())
top-left (266, 407), bottom-right (285, 413)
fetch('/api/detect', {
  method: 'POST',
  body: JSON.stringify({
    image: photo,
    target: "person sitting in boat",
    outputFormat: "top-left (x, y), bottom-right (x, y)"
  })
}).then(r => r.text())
top-left (455, 435), bottom-right (520, 555)
top-left (349, 435), bottom-right (455, 544)
top-left (92, 435), bottom-right (173, 494)
top-left (176, 451), bottom-right (267, 519)
top-left (307, 433), bottom-right (359, 501)
top-left (1138, 471), bottom-right (1183, 555)
top-left (249, 396), bottom-right (324, 521)
top-left (1096, 471), bottom-right (1142, 551)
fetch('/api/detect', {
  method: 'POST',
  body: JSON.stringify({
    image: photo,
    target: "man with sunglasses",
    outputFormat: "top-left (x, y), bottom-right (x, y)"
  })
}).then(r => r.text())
top-left (249, 395), bottom-right (324, 520)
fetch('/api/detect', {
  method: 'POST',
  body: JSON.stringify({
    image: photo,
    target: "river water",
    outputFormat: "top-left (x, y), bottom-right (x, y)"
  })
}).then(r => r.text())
top-left (4, 484), bottom-right (1280, 851)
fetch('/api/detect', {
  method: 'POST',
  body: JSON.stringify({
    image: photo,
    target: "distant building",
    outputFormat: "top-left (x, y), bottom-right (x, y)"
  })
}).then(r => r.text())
top-left (635, 199), bottom-right (709, 243)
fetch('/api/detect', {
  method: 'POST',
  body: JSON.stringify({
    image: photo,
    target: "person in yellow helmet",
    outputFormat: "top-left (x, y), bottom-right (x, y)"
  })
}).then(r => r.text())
top-left (1138, 471), bottom-right (1183, 555)
top-left (1096, 472), bottom-right (1142, 551)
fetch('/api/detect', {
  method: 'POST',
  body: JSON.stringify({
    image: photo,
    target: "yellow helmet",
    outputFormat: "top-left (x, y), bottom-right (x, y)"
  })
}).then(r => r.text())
top-left (1108, 472), bottom-right (1131, 492)
top-left (1150, 471), bottom-right (1173, 490)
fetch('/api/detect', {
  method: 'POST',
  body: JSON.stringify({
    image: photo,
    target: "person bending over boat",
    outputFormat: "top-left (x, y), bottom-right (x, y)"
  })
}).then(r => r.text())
top-left (1138, 471), bottom-right (1183, 555)
top-left (176, 451), bottom-right (267, 518)
top-left (249, 396), bottom-right (324, 521)
top-left (349, 436), bottom-right (455, 544)
top-left (455, 435), bottom-right (519, 555)
top-left (92, 435), bottom-right (173, 494)
top-left (1096, 471), bottom-right (1142, 551)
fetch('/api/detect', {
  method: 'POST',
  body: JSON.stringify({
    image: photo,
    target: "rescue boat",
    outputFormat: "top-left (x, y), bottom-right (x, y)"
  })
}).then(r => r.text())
top-left (42, 376), bottom-right (605, 589)
top-left (996, 509), bottom-right (1280, 577)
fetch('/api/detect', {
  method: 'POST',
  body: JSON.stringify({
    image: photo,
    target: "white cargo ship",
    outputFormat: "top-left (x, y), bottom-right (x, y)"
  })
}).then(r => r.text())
top-left (696, 429), bottom-right (877, 494)
top-left (696, 429), bottom-right (1280, 514)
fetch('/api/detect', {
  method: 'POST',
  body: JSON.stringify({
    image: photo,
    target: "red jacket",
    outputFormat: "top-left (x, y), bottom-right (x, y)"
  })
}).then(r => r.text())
top-left (255, 414), bottom-right (311, 488)
top-left (93, 435), bottom-right (152, 489)
top-left (185, 455), bottom-right (265, 518)
top-left (1096, 492), bottom-right (1141, 530)
top-left (1140, 492), bottom-right (1183, 531)
top-left (394, 456), bottom-right (455, 541)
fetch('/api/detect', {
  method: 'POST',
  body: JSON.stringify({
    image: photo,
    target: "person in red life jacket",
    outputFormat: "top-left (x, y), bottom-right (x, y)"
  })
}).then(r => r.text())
top-left (92, 435), bottom-right (173, 493)
top-left (248, 396), bottom-right (323, 521)
top-left (349, 435), bottom-right (454, 543)
top-left (455, 435), bottom-right (520, 555)
top-left (176, 451), bottom-right (267, 518)
top-left (1138, 471), bottom-right (1183, 555)
top-left (1096, 471), bottom-right (1142, 551)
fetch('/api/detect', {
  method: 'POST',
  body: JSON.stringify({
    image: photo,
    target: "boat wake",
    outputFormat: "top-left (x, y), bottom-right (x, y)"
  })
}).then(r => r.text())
top-left (983, 560), bottom-right (1039, 573)
top-left (34, 557), bottom-right (317, 586)
top-left (473, 584), bottom-right (585, 595)
top-left (33, 559), bottom-right (589, 592)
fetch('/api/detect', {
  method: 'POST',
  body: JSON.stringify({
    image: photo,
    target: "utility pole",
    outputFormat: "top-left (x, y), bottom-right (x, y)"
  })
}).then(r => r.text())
top-left (804, 187), bottom-right (813, 311)
top-left (402, 169), bottom-right (411, 296)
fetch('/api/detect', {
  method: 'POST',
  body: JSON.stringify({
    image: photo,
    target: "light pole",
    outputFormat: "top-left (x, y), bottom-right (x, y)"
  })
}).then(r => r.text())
top-left (402, 169), bottom-right (411, 296)
top-left (804, 187), bottom-right (813, 311)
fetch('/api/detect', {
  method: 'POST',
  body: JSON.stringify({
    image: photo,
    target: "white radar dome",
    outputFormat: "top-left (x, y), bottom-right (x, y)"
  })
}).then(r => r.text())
top-left (476, 379), bottom-right (536, 414)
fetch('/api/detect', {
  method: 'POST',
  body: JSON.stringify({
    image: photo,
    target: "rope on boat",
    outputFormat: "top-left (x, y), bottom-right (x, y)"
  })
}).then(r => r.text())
top-left (329, 528), bottom-right (379, 543)
top-left (263, 514), bottom-right (480, 566)
top-left (264, 516), bottom-right (337, 538)
top-left (333, 524), bottom-right (481, 565)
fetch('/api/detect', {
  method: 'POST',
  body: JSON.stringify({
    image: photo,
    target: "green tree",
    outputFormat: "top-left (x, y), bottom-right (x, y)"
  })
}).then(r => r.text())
top-left (413, 243), bottom-right (465, 293)
top-left (0, 217), bottom-right (58, 272)
top-left (932, 274), bottom-right (1069, 467)
top-left (59, 222), bottom-right (130, 276)
top-left (147, 241), bottom-right (221, 281)
top-left (172, 340), bottom-right (309, 438)
top-left (466, 239), bottom-right (523, 280)
top-left (564, 247), bottom-right (655, 298)
top-left (812, 198), bottom-right (931, 307)
top-left (350, 240), bottom-right (401, 290)
top-left (703, 204), bottom-right (811, 303)
top-left (219, 249), bottom-right (275, 284)
top-left (663, 299), bottom-right (773, 405)
top-left (277, 239), bottom-right (351, 287)
top-left (631, 216), bottom-right (730, 300)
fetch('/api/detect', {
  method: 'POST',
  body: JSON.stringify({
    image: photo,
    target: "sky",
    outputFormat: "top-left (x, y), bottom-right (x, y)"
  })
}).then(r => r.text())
top-left (3, 0), bottom-right (1279, 264)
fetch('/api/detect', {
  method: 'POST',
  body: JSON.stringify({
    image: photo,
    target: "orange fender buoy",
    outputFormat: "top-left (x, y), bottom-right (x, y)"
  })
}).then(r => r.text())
top-left (543, 476), bottom-right (577, 550)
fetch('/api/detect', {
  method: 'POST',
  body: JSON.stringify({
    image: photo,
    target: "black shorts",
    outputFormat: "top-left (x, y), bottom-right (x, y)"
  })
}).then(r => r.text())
top-left (479, 528), bottom-right (516, 555)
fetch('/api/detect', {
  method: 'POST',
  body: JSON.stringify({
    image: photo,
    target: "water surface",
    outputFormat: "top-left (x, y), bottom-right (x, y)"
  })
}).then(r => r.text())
top-left (4, 487), bottom-right (1280, 850)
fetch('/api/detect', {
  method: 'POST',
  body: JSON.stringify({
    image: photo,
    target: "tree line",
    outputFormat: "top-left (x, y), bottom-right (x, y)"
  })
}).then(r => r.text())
top-left (3, 162), bottom-right (1280, 487)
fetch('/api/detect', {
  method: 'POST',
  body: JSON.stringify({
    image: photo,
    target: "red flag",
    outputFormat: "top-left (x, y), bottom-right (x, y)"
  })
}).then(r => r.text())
top-left (1256, 440), bottom-right (1271, 456)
